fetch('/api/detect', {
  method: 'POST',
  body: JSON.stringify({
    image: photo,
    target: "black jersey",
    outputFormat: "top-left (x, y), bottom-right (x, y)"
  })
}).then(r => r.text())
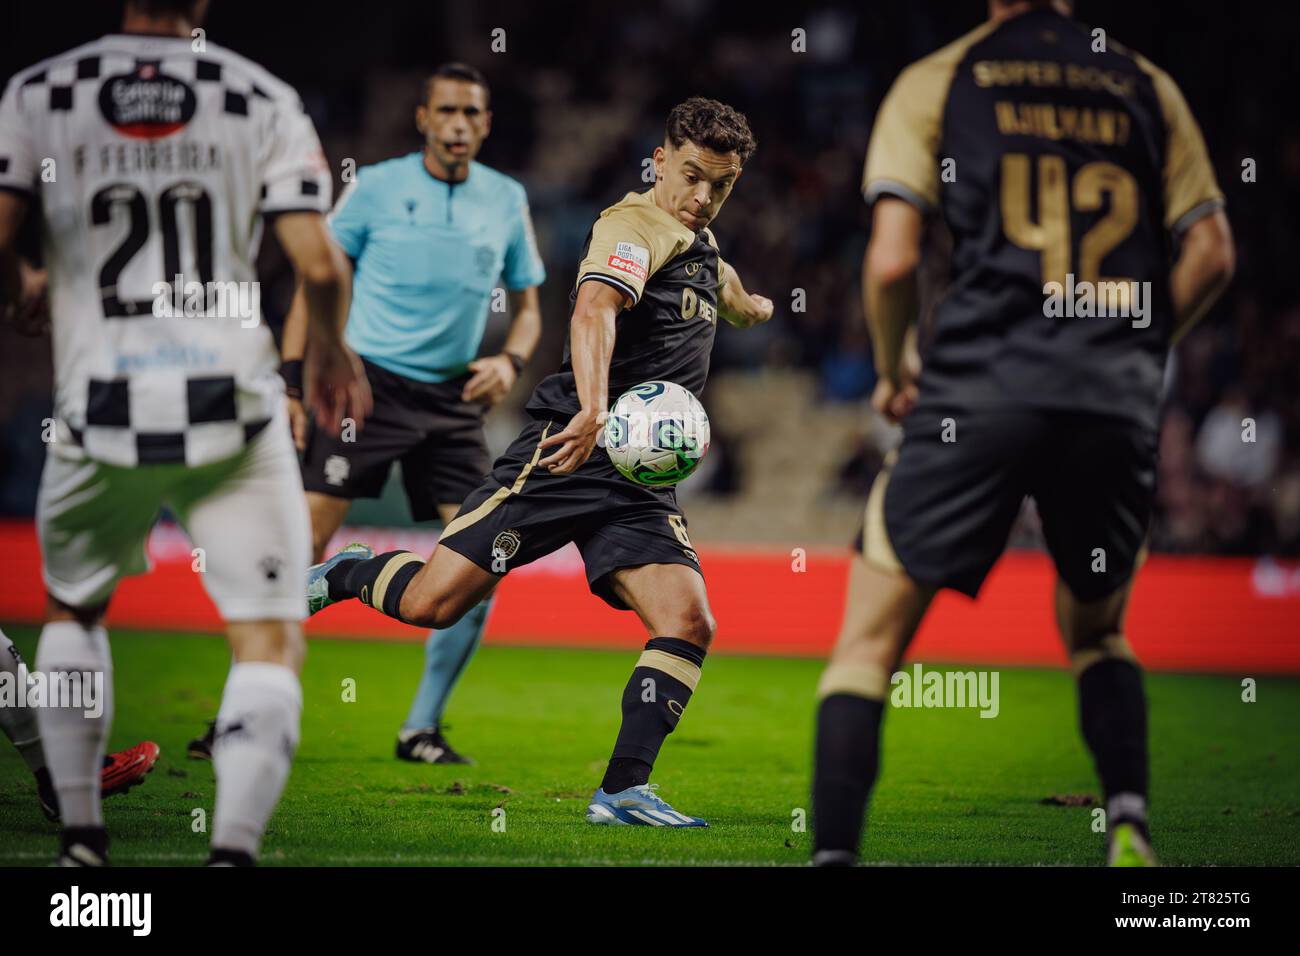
top-left (863, 8), bottom-right (1224, 429)
top-left (526, 189), bottom-right (723, 420)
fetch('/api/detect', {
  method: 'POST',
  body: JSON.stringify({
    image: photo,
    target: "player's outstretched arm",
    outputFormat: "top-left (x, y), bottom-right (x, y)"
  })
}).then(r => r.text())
top-left (1169, 209), bottom-right (1235, 345)
top-left (462, 285), bottom-right (542, 406)
top-left (864, 197), bottom-right (924, 423)
top-left (537, 280), bottom-right (624, 474)
top-left (717, 260), bottom-right (774, 329)
top-left (273, 212), bottom-right (372, 437)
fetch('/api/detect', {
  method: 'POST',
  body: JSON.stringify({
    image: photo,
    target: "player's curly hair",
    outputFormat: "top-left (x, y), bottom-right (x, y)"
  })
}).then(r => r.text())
top-left (666, 97), bottom-right (756, 164)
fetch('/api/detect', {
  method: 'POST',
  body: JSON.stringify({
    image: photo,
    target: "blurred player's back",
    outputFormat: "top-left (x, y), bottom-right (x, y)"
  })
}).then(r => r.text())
top-left (865, 6), bottom-right (1222, 427)
top-left (0, 34), bottom-right (331, 466)
top-left (815, 0), bottom-right (1233, 868)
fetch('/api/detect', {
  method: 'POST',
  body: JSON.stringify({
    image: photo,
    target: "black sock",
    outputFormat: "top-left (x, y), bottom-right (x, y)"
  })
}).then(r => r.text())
top-left (600, 637), bottom-right (705, 792)
top-left (1078, 658), bottom-right (1148, 806)
top-left (601, 757), bottom-right (652, 794)
top-left (327, 551), bottom-right (424, 620)
top-left (207, 847), bottom-right (256, 867)
top-left (812, 694), bottom-right (885, 859)
top-left (61, 825), bottom-right (109, 862)
top-left (324, 558), bottom-right (361, 601)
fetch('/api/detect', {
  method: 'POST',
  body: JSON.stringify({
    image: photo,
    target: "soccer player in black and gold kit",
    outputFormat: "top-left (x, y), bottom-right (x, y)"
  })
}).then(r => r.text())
top-left (307, 98), bottom-right (774, 826)
top-left (812, 0), bottom-right (1234, 865)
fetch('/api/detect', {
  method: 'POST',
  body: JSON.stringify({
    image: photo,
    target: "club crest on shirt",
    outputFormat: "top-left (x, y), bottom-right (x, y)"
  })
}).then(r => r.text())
top-left (491, 529), bottom-right (522, 560)
top-left (98, 65), bottom-right (196, 139)
top-left (475, 244), bottom-right (495, 276)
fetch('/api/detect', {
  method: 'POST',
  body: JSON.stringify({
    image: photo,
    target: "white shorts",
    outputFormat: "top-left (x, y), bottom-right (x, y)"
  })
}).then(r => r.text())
top-left (38, 414), bottom-right (311, 621)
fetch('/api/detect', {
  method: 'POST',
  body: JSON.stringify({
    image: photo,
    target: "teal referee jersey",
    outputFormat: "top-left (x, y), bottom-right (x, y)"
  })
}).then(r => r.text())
top-left (328, 153), bottom-right (546, 383)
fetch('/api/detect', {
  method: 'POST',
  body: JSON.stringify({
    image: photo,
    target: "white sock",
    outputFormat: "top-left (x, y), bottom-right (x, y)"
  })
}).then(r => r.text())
top-left (212, 662), bottom-right (302, 858)
top-left (33, 621), bottom-right (114, 827)
top-left (0, 628), bottom-right (46, 773)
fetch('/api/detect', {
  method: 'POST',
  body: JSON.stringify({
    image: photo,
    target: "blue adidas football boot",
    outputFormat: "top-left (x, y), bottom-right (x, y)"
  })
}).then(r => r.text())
top-left (585, 783), bottom-right (708, 827)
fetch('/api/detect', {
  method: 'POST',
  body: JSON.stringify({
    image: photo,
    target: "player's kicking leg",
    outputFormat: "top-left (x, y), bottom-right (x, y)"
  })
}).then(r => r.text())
top-left (811, 555), bottom-right (934, 865)
top-left (583, 562), bottom-right (713, 827)
top-left (312, 545), bottom-right (714, 826)
top-left (1056, 575), bottom-right (1155, 866)
top-left (1, 625), bottom-right (159, 825)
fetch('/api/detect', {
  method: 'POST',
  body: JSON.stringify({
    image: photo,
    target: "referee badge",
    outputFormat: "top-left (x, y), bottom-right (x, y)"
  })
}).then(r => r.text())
top-left (492, 529), bottom-right (522, 560)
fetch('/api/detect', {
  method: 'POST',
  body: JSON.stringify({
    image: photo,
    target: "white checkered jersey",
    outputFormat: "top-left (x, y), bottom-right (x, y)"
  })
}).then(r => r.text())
top-left (0, 33), bottom-right (332, 466)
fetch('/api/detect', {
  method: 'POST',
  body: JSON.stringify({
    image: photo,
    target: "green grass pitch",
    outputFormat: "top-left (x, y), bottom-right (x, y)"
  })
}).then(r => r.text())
top-left (2, 624), bottom-right (1297, 866)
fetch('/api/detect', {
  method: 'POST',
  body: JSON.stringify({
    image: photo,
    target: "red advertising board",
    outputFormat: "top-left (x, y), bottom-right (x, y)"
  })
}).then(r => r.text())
top-left (1, 520), bottom-right (1296, 673)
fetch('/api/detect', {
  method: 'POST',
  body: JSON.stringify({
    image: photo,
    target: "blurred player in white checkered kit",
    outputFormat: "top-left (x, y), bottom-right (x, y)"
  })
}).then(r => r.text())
top-left (0, 0), bottom-right (371, 866)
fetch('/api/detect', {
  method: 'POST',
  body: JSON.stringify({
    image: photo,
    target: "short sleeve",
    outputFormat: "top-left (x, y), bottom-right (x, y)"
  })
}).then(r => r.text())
top-left (0, 76), bottom-right (38, 196)
top-left (576, 201), bottom-right (680, 306)
top-left (862, 58), bottom-right (953, 213)
top-left (258, 91), bottom-right (331, 217)
top-left (502, 189), bottom-right (546, 290)
top-left (1139, 58), bottom-right (1225, 235)
top-left (326, 173), bottom-right (370, 260)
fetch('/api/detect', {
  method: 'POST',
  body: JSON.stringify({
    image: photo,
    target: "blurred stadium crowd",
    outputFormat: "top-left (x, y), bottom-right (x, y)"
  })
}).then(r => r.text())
top-left (1, 1), bottom-right (1296, 556)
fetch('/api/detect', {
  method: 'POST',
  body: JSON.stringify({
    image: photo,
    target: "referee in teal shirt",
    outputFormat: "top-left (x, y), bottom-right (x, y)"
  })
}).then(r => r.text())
top-left (240, 63), bottom-right (543, 766)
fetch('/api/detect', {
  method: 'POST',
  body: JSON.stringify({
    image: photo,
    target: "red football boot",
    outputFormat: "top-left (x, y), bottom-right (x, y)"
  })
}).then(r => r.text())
top-left (101, 741), bottom-right (161, 797)
top-left (37, 741), bottom-right (161, 821)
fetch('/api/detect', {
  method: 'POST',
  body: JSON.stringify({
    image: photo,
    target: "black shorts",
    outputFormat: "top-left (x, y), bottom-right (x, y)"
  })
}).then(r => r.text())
top-left (856, 406), bottom-right (1156, 601)
top-left (438, 416), bottom-right (703, 610)
top-left (300, 358), bottom-right (490, 521)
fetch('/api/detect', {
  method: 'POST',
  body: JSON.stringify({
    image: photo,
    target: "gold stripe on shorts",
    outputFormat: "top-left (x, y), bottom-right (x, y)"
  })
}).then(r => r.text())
top-left (862, 451), bottom-right (903, 574)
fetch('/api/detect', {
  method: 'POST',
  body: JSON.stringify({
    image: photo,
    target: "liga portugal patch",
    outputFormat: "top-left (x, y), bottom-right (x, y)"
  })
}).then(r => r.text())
top-left (608, 241), bottom-right (650, 282)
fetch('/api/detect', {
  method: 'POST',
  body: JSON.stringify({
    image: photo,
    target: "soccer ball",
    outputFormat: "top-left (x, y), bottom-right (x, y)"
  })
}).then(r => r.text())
top-left (604, 381), bottom-right (710, 487)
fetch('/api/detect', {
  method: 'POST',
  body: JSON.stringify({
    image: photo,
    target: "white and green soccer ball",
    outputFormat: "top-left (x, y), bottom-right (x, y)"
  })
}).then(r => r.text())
top-left (603, 381), bottom-right (711, 487)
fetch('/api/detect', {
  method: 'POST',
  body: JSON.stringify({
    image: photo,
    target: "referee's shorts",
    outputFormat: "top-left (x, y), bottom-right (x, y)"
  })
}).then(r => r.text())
top-left (300, 357), bottom-right (491, 519)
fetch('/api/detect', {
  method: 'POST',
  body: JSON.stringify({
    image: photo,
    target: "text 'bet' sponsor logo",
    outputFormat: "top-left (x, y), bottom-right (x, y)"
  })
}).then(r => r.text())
top-left (890, 663), bottom-right (1000, 718)
top-left (99, 65), bottom-right (195, 139)
top-left (608, 241), bottom-right (649, 282)
top-left (0, 666), bottom-right (105, 718)
top-left (50, 886), bottom-right (151, 936)
top-left (1043, 273), bottom-right (1152, 328)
